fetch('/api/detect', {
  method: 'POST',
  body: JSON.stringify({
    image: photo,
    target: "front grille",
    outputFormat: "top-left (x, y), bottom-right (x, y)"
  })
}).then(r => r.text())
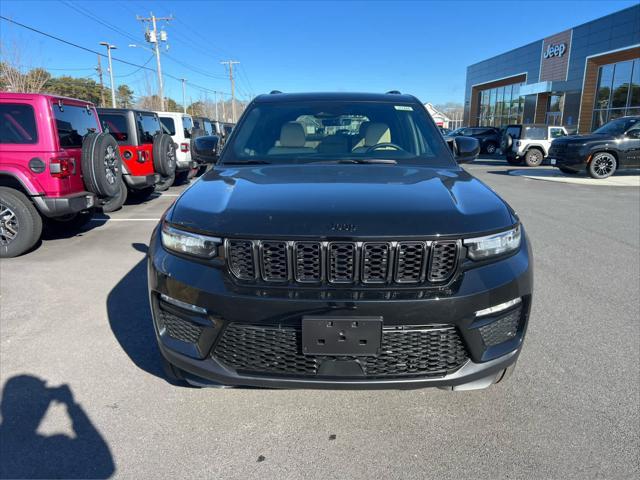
top-left (157, 309), bottom-right (203, 344)
top-left (226, 240), bottom-right (459, 286)
top-left (213, 323), bottom-right (468, 379)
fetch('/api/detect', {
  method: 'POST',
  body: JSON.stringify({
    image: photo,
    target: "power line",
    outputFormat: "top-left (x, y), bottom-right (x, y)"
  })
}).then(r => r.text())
top-left (115, 55), bottom-right (154, 78)
top-left (0, 15), bottom-right (234, 99)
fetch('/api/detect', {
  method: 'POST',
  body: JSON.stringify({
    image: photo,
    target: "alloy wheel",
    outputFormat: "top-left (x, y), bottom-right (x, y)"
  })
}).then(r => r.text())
top-left (166, 145), bottom-right (176, 170)
top-left (592, 154), bottom-right (615, 177)
top-left (0, 202), bottom-right (19, 246)
top-left (104, 145), bottom-right (119, 185)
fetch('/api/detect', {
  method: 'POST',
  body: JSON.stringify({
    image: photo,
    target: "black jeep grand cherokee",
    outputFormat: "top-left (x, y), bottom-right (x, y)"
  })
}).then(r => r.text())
top-left (148, 92), bottom-right (533, 390)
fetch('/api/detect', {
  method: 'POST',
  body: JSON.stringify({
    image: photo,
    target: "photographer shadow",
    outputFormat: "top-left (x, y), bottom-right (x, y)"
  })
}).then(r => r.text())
top-left (0, 375), bottom-right (115, 479)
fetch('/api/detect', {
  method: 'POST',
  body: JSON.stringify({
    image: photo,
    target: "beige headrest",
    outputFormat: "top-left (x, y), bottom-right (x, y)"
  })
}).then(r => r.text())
top-left (280, 122), bottom-right (306, 148)
top-left (365, 123), bottom-right (391, 146)
top-left (358, 121), bottom-right (370, 136)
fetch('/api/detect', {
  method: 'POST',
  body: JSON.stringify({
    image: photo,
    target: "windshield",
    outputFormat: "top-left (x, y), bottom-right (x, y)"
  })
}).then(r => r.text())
top-left (593, 117), bottom-right (639, 136)
top-left (222, 100), bottom-right (453, 166)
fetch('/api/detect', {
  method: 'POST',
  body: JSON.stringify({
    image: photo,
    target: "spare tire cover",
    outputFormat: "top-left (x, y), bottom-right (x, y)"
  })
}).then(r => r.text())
top-left (152, 133), bottom-right (176, 177)
top-left (81, 132), bottom-right (122, 198)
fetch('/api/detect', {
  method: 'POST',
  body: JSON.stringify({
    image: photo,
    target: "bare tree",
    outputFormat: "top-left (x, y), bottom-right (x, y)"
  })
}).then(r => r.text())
top-left (0, 41), bottom-right (51, 93)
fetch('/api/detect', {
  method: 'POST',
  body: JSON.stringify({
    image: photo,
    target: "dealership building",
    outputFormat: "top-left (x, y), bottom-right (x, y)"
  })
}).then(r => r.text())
top-left (463, 5), bottom-right (639, 133)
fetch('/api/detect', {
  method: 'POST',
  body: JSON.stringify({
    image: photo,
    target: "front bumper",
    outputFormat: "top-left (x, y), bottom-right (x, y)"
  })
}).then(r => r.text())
top-left (32, 191), bottom-right (96, 218)
top-left (123, 173), bottom-right (156, 190)
top-left (548, 150), bottom-right (589, 169)
top-left (147, 228), bottom-right (533, 389)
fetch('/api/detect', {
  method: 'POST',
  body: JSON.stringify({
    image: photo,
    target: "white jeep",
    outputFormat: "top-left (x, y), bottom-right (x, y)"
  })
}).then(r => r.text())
top-left (501, 124), bottom-right (568, 167)
top-left (156, 111), bottom-right (198, 183)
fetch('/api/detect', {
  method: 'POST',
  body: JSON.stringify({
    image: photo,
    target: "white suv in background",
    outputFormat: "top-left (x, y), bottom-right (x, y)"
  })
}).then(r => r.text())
top-left (156, 111), bottom-right (198, 183)
top-left (501, 124), bottom-right (568, 167)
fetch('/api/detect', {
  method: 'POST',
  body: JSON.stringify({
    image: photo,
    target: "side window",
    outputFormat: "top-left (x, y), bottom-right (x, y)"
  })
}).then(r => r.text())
top-left (523, 126), bottom-right (547, 140)
top-left (100, 113), bottom-right (129, 143)
top-left (549, 128), bottom-right (566, 139)
top-left (204, 120), bottom-right (213, 136)
top-left (137, 113), bottom-right (161, 144)
top-left (182, 116), bottom-right (193, 139)
top-left (460, 128), bottom-right (473, 136)
top-left (159, 117), bottom-right (176, 136)
top-left (0, 103), bottom-right (38, 144)
top-left (53, 103), bottom-right (100, 148)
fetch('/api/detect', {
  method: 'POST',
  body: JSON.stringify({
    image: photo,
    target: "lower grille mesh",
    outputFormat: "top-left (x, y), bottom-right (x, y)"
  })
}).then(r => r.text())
top-left (213, 323), bottom-right (468, 378)
top-left (158, 309), bottom-right (202, 344)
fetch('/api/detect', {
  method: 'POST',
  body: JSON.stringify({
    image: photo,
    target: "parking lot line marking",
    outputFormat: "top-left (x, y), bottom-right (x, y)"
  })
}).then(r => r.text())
top-left (89, 218), bottom-right (160, 222)
top-left (160, 193), bottom-right (181, 197)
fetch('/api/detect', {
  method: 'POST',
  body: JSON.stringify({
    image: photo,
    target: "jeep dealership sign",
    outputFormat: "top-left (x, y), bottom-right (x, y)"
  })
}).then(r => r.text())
top-left (543, 43), bottom-right (566, 59)
top-left (540, 29), bottom-right (572, 81)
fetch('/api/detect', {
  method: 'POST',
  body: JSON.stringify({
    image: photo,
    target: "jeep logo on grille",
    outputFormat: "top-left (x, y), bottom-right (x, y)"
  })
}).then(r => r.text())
top-left (543, 43), bottom-right (566, 59)
top-left (330, 223), bottom-right (358, 233)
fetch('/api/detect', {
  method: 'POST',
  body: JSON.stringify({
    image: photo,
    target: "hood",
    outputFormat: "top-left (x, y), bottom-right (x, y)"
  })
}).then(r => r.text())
top-left (169, 165), bottom-right (516, 237)
top-left (553, 133), bottom-right (615, 144)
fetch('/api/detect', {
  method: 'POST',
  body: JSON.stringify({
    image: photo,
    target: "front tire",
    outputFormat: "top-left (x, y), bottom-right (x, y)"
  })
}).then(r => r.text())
top-left (524, 148), bottom-right (544, 167)
top-left (588, 152), bottom-right (617, 179)
top-left (0, 187), bottom-right (42, 258)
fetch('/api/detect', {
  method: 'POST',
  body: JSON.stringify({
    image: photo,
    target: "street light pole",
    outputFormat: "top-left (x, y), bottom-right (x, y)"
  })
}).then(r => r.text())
top-left (100, 42), bottom-right (117, 107)
top-left (181, 78), bottom-right (187, 113)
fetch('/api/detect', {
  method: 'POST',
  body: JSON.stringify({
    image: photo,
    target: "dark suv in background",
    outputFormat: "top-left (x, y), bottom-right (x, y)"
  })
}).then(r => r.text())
top-left (548, 116), bottom-right (640, 178)
top-left (448, 127), bottom-right (501, 154)
top-left (147, 92), bottom-right (533, 391)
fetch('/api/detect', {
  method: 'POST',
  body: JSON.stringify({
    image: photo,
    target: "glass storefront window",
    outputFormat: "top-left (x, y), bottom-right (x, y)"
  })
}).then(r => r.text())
top-left (611, 61), bottom-right (633, 109)
top-left (592, 58), bottom-right (640, 130)
top-left (476, 82), bottom-right (524, 127)
top-left (595, 64), bottom-right (614, 110)
top-left (629, 59), bottom-right (639, 107)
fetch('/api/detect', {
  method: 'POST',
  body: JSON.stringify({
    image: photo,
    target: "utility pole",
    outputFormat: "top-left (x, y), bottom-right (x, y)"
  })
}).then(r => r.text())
top-left (137, 12), bottom-right (172, 111)
top-left (181, 78), bottom-right (187, 113)
top-left (99, 42), bottom-right (117, 108)
top-left (213, 91), bottom-right (219, 121)
top-left (220, 60), bottom-right (240, 122)
top-left (96, 55), bottom-right (105, 108)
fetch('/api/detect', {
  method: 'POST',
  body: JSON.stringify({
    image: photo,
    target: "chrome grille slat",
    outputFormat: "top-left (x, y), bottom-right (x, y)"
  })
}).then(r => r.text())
top-left (428, 241), bottom-right (458, 282)
top-left (227, 239), bottom-right (459, 286)
top-left (395, 242), bottom-right (427, 284)
top-left (259, 241), bottom-right (289, 282)
top-left (362, 242), bottom-right (390, 284)
top-left (328, 242), bottom-right (357, 283)
top-left (294, 242), bottom-right (322, 283)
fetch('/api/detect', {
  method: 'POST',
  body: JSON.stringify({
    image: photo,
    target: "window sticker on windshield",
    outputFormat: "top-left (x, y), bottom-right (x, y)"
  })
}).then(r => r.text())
top-left (394, 105), bottom-right (413, 111)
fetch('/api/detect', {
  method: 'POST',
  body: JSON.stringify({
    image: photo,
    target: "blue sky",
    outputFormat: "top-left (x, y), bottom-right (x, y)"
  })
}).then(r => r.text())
top-left (1, 0), bottom-right (637, 105)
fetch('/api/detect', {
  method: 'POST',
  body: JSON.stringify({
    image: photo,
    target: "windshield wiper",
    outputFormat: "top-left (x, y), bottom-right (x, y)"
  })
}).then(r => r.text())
top-left (222, 160), bottom-right (272, 165)
top-left (311, 159), bottom-right (398, 165)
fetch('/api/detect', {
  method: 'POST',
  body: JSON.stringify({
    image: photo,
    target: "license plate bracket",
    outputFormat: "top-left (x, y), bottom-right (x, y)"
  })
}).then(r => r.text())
top-left (302, 316), bottom-right (382, 356)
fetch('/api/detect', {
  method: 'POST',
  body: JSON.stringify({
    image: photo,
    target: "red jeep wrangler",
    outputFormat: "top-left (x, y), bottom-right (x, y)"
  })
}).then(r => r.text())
top-left (98, 108), bottom-right (176, 202)
top-left (0, 93), bottom-right (121, 257)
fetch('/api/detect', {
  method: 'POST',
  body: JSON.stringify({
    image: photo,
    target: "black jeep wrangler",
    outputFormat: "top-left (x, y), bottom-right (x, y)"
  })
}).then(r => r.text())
top-left (147, 92), bottom-right (533, 390)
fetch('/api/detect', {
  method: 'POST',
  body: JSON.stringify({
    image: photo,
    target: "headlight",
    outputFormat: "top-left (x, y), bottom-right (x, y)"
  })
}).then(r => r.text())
top-left (464, 225), bottom-right (521, 260)
top-left (161, 222), bottom-right (221, 258)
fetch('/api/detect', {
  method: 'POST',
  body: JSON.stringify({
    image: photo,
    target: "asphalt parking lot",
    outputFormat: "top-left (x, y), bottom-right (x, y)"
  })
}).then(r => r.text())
top-left (1, 159), bottom-right (638, 479)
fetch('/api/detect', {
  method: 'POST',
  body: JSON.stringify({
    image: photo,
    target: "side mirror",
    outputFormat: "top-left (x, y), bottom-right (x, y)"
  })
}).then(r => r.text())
top-left (446, 136), bottom-right (480, 163)
top-left (192, 135), bottom-right (220, 164)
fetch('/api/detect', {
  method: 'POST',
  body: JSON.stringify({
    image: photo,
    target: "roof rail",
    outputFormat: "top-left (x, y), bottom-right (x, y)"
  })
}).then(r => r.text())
top-left (269, 90), bottom-right (282, 94)
top-left (386, 90), bottom-right (401, 94)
